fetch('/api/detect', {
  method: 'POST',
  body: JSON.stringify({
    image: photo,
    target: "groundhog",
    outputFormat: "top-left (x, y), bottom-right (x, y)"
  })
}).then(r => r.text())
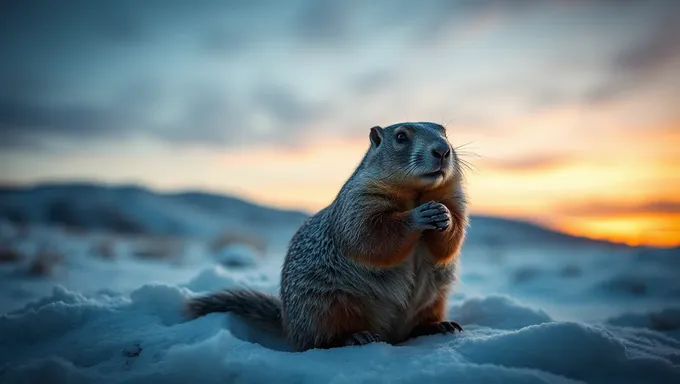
top-left (185, 122), bottom-right (469, 351)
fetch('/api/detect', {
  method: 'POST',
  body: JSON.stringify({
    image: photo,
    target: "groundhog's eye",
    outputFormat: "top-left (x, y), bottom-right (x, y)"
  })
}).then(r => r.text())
top-left (395, 132), bottom-right (408, 143)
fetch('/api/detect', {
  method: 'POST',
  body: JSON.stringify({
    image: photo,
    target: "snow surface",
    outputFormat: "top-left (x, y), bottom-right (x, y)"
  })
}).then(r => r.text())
top-left (1, 219), bottom-right (679, 384)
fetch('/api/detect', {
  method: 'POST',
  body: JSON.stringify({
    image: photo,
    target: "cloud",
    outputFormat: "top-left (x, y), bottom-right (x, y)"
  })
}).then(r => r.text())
top-left (0, 0), bottom-right (148, 46)
top-left (0, 82), bottom-right (220, 149)
top-left (295, 0), bottom-right (352, 43)
top-left (292, 0), bottom-right (537, 47)
top-left (352, 69), bottom-right (396, 96)
top-left (151, 86), bottom-right (236, 146)
top-left (252, 85), bottom-right (323, 125)
top-left (2, 0), bottom-right (679, 152)
top-left (0, 76), bottom-right (173, 150)
top-left (481, 155), bottom-right (573, 172)
top-left (579, 1), bottom-right (680, 105)
top-left (613, 7), bottom-right (680, 75)
top-left (465, 1), bottom-right (680, 114)
top-left (559, 200), bottom-right (680, 217)
top-left (0, 100), bottom-right (132, 147)
top-left (198, 27), bottom-right (248, 56)
top-left (0, 77), bottom-right (338, 150)
top-left (94, 7), bottom-right (146, 45)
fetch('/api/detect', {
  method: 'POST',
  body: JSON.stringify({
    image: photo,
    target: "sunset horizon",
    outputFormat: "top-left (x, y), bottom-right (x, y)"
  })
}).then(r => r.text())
top-left (2, 162), bottom-right (677, 249)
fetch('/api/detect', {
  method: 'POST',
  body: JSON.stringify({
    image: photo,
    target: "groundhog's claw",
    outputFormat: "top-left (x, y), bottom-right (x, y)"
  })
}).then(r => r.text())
top-left (440, 321), bottom-right (463, 332)
top-left (412, 201), bottom-right (451, 231)
top-left (409, 321), bottom-right (463, 339)
top-left (344, 331), bottom-right (382, 347)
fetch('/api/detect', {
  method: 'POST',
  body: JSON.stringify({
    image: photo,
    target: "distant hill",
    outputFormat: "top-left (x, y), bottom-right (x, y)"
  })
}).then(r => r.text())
top-left (465, 215), bottom-right (621, 248)
top-left (0, 183), bottom-right (308, 237)
top-left (0, 183), bottom-right (624, 248)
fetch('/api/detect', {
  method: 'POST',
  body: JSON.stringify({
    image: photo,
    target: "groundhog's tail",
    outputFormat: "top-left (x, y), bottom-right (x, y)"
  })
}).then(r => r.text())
top-left (184, 289), bottom-right (283, 334)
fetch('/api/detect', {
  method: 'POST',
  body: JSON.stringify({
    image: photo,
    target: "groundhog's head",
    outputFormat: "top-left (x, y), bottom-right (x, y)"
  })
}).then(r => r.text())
top-left (367, 122), bottom-right (460, 189)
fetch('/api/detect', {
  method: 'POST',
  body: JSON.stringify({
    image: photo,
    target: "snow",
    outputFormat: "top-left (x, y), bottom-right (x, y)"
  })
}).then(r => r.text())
top-left (1, 217), bottom-right (679, 383)
top-left (213, 244), bottom-right (261, 268)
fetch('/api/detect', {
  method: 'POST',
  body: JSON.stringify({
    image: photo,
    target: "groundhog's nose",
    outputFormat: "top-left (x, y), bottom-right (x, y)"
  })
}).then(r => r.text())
top-left (431, 143), bottom-right (451, 160)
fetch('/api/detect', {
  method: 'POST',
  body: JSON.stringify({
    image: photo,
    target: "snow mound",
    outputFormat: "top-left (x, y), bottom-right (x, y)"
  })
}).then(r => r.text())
top-left (1, 279), bottom-right (679, 384)
top-left (450, 295), bottom-right (552, 330)
top-left (607, 307), bottom-right (680, 332)
top-left (457, 321), bottom-right (679, 383)
top-left (183, 266), bottom-right (272, 293)
top-left (0, 286), bottom-right (113, 345)
top-left (213, 244), bottom-right (260, 268)
top-left (129, 283), bottom-right (191, 326)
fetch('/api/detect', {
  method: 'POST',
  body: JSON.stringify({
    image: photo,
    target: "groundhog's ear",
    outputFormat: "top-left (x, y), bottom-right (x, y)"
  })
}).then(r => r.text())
top-left (370, 126), bottom-right (383, 147)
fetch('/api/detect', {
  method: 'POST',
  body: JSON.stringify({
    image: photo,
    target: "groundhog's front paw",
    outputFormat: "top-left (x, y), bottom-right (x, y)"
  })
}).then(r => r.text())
top-left (409, 321), bottom-right (463, 339)
top-left (344, 331), bottom-right (382, 347)
top-left (411, 201), bottom-right (451, 231)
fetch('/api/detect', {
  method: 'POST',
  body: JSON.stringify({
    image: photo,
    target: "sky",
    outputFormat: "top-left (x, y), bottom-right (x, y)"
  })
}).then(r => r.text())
top-left (1, 0), bottom-right (679, 247)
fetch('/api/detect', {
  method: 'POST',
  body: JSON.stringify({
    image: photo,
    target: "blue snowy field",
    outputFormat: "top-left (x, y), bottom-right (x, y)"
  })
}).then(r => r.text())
top-left (1, 185), bottom-right (679, 383)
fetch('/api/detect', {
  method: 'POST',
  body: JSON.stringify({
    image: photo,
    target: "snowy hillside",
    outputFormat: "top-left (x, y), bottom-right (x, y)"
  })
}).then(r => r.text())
top-left (0, 183), bottom-right (308, 237)
top-left (0, 185), bottom-right (679, 383)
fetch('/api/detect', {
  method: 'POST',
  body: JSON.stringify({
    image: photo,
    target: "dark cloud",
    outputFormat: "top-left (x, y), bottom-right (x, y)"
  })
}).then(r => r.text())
top-left (560, 200), bottom-right (680, 217)
top-left (0, 75), bottom-right (179, 150)
top-left (252, 84), bottom-right (329, 125)
top-left (0, 80), bottom-right (218, 149)
top-left (295, 0), bottom-right (353, 44)
top-left (0, 78), bottom-right (338, 150)
top-left (613, 9), bottom-right (680, 75)
top-left (114, 79), bottom-right (166, 114)
top-left (459, 1), bottom-right (680, 113)
top-left (96, 9), bottom-right (146, 45)
top-left (0, 73), bottom-right (64, 104)
top-left (152, 88), bottom-right (231, 145)
top-left (161, 82), bottom-right (335, 149)
top-left (406, 0), bottom-right (542, 43)
top-left (293, 0), bottom-right (538, 46)
top-left (0, 100), bottom-right (129, 144)
top-left (482, 155), bottom-right (573, 172)
top-left (0, 0), bottom-right (148, 46)
top-left (579, 1), bottom-right (680, 105)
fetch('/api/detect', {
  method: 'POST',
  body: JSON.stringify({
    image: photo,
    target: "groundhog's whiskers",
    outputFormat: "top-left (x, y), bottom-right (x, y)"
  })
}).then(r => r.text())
top-left (457, 158), bottom-right (478, 175)
top-left (406, 153), bottom-right (426, 177)
top-left (402, 159), bottom-right (422, 178)
top-left (456, 149), bottom-right (481, 157)
top-left (454, 142), bottom-right (480, 176)
top-left (454, 141), bottom-right (474, 151)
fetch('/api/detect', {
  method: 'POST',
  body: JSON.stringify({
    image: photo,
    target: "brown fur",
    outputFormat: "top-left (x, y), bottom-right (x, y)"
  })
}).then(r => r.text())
top-left (348, 207), bottom-right (420, 268)
top-left (423, 198), bottom-right (466, 265)
top-left (413, 295), bottom-right (448, 326)
top-left (323, 295), bottom-right (373, 347)
top-left (357, 172), bottom-right (466, 268)
top-left (418, 181), bottom-right (467, 265)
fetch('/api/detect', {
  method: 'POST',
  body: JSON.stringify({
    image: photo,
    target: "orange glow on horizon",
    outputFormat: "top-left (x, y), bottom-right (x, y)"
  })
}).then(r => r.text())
top-left (555, 214), bottom-right (680, 248)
